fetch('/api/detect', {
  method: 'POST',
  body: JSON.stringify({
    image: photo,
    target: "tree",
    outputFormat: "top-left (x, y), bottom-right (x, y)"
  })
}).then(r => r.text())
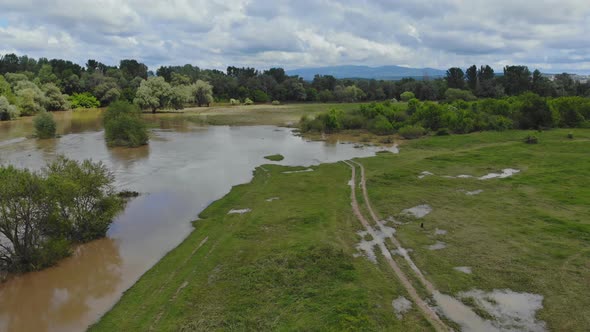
top-left (444, 88), bottom-right (476, 102)
top-left (0, 95), bottom-right (19, 120)
top-left (42, 83), bottom-right (70, 111)
top-left (103, 100), bottom-right (149, 147)
top-left (476, 65), bottom-right (497, 97)
top-left (0, 166), bottom-right (54, 272)
top-left (119, 59), bottom-right (148, 80)
top-left (134, 77), bottom-right (173, 113)
top-left (263, 68), bottom-right (287, 84)
top-left (318, 90), bottom-right (334, 103)
top-left (15, 81), bottom-right (47, 115)
top-left (190, 80), bottom-right (214, 107)
top-left (466, 65), bottom-right (477, 91)
top-left (69, 93), bottom-right (100, 109)
top-left (33, 112), bottom-right (57, 138)
top-left (252, 89), bottom-right (269, 103)
top-left (503, 66), bottom-right (531, 95)
top-left (513, 92), bottom-right (552, 129)
top-left (38, 64), bottom-right (58, 85)
top-left (445, 67), bottom-right (465, 89)
top-left (554, 73), bottom-right (575, 97)
top-left (531, 70), bottom-right (555, 97)
top-left (44, 157), bottom-right (123, 242)
top-left (400, 91), bottom-right (415, 102)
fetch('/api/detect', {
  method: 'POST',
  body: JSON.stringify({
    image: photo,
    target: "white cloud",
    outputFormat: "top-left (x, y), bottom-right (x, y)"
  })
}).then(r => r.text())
top-left (0, 0), bottom-right (589, 73)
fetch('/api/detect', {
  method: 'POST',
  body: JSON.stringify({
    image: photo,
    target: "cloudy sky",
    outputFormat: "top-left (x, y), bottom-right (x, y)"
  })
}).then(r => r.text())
top-left (1, 0), bottom-right (589, 73)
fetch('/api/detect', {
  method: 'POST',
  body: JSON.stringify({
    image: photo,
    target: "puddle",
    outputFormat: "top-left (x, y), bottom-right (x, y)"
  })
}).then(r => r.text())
top-left (355, 220), bottom-right (397, 264)
top-left (435, 228), bottom-right (447, 235)
top-left (401, 205), bottom-right (432, 219)
top-left (392, 296), bottom-right (412, 319)
top-left (282, 168), bottom-right (314, 174)
top-left (265, 197), bottom-right (280, 202)
top-left (478, 169), bottom-right (520, 180)
top-left (418, 171), bottom-right (434, 179)
top-left (458, 289), bottom-right (546, 332)
top-left (428, 241), bottom-right (447, 250)
top-left (454, 266), bottom-right (472, 274)
top-left (466, 190), bottom-right (484, 196)
top-left (228, 208), bottom-right (251, 215)
top-left (391, 248), bottom-right (413, 256)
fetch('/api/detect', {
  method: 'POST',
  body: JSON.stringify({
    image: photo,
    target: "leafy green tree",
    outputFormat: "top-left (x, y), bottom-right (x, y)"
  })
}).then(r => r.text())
top-left (369, 114), bottom-right (394, 135)
top-left (513, 92), bottom-right (552, 129)
top-left (134, 77), bottom-right (173, 113)
top-left (44, 157), bottom-right (123, 242)
top-left (554, 73), bottom-right (576, 97)
top-left (0, 166), bottom-right (55, 272)
top-left (531, 70), bottom-right (555, 97)
top-left (252, 89), bottom-right (269, 103)
top-left (503, 66), bottom-right (531, 95)
top-left (38, 64), bottom-right (58, 85)
top-left (444, 88), bottom-right (476, 102)
top-left (445, 67), bottom-right (465, 89)
top-left (466, 65), bottom-right (477, 91)
top-left (33, 112), bottom-right (57, 138)
top-left (400, 91), bottom-right (415, 102)
top-left (318, 90), bottom-right (334, 103)
top-left (190, 80), bottom-right (214, 106)
top-left (69, 92), bottom-right (100, 109)
top-left (0, 95), bottom-right (20, 120)
top-left (104, 100), bottom-right (149, 147)
top-left (170, 72), bottom-right (191, 86)
top-left (15, 81), bottom-right (47, 115)
top-left (42, 83), bottom-right (70, 111)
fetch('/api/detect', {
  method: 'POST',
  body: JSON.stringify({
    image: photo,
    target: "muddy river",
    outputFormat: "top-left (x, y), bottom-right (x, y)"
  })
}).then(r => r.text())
top-left (0, 111), bottom-right (389, 332)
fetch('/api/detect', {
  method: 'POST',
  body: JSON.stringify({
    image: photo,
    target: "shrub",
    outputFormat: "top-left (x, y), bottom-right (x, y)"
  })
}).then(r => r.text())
top-left (398, 125), bottom-right (425, 139)
top-left (444, 88), bottom-right (477, 102)
top-left (524, 135), bottom-right (538, 144)
top-left (318, 90), bottom-right (334, 103)
top-left (0, 96), bottom-right (20, 120)
top-left (229, 98), bottom-right (240, 105)
top-left (244, 98), bottom-right (254, 105)
top-left (33, 112), bottom-right (57, 139)
top-left (567, 132), bottom-right (574, 139)
top-left (272, 100), bottom-right (281, 105)
top-left (103, 100), bottom-right (149, 147)
top-left (400, 91), bottom-right (416, 102)
top-left (69, 92), bottom-right (100, 109)
top-left (341, 114), bottom-right (366, 130)
top-left (369, 115), bottom-right (394, 135)
top-left (436, 128), bottom-right (450, 136)
top-left (252, 90), bottom-right (269, 103)
top-left (43, 83), bottom-right (70, 111)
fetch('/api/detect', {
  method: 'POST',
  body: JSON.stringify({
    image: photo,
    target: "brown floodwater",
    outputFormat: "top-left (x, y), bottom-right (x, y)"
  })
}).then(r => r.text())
top-left (0, 111), bottom-right (389, 332)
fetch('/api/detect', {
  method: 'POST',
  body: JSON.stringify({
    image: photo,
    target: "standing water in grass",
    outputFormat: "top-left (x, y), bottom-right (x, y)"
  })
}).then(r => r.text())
top-left (0, 112), bottom-right (388, 332)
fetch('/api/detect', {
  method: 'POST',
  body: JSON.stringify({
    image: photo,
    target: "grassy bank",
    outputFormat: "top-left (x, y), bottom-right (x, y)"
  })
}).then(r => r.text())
top-left (92, 129), bottom-right (590, 331)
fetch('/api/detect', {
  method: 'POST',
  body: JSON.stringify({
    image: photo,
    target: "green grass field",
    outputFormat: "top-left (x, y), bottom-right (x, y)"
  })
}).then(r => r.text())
top-left (92, 129), bottom-right (590, 331)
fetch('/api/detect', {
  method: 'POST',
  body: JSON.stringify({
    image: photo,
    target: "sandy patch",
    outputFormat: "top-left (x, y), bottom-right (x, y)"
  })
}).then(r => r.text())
top-left (392, 296), bottom-right (412, 319)
top-left (401, 205), bottom-right (432, 219)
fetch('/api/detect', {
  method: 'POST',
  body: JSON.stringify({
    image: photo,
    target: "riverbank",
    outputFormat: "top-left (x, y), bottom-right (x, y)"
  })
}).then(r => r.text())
top-left (92, 128), bottom-right (590, 331)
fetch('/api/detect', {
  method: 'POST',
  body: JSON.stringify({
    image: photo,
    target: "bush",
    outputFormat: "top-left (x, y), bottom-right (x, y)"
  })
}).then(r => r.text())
top-left (341, 114), bottom-right (366, 129)
top-left (398, 125), bottom-right (425, 139)
top-left (103, 100), bottom-right (149, 147)
top-left (567, 132), bottom-right (574, 139)
top-left (229, 98), bottom-right (240, 105)
top-left (524, 135), bottom-right (538, 144)
top-left (244, 98), bottom-right (254, 105)
top-left (444, 88), bottom-right (477, 102)
top-left (436, 128), bottom-right (450, 136)
top-left (33, 112), bottom-right (57, 138)
top-left (69, 92), bottom-right (100, 109)
top-left (318, 90), bottom-right (334, 103)
top-left (0, 96), bottom-right (20, 120)
top-left (400, 91), bottom-right (416, 102)
top-left (369, 115), bottom-right (394, 135)
top-left (0, 157), bottom-right (124, 273)
top-left (252, 90), bottom-right (269, 103)
top-left (272, 100), bottom-right (281, 105)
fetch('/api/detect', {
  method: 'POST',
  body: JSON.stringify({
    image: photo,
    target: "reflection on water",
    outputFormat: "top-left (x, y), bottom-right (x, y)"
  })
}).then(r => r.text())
top-left (0, 111), bottom-right (390, 332)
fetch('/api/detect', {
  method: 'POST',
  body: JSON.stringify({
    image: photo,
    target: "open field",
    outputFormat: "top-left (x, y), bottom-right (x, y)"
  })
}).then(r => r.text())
top-left (92, 128), bottom-right (590, 331)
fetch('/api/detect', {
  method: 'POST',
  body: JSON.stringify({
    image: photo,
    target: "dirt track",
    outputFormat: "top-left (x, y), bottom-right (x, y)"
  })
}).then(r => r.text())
top-left (343, 160), bottom-right (448, 331)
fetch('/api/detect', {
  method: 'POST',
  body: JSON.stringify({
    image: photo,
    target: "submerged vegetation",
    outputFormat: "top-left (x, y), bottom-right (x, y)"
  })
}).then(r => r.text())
top-left (33, 111), bottom-right (57, 138)
top-left (264, 154), bottom-right (284, 161)
top-left (103, 100), bottom-right (149, 147)
top-left (0, 156), bottom-right (124, 273)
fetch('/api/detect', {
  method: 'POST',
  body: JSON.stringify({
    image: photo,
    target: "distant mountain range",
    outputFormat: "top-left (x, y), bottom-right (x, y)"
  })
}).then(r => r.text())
top-left (286, 65), bottom-right (446, 81)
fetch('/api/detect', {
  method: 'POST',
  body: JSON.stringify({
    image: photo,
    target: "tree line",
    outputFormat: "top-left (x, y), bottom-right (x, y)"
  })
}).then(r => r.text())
top-left (1, 53), bottom-right (590, 121)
